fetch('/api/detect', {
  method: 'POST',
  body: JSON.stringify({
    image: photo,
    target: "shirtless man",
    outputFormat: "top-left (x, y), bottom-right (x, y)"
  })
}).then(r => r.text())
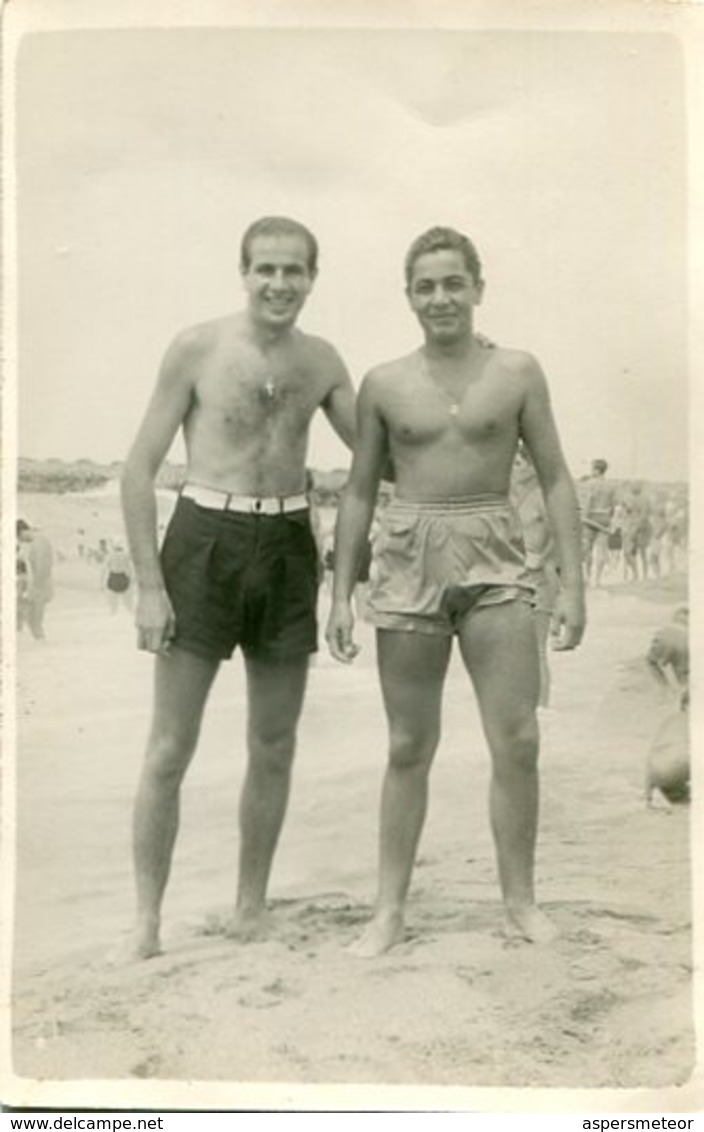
top-left (622, 482), bottom-right (652, 582)
top-left (121, 216), bottom-right (355, 958)
top-left (580, 459), bottom-right (615, 587)
top-left (16, 519), bottom-right (54, 640)
top-left (327, 226), bottom-right (585, 955)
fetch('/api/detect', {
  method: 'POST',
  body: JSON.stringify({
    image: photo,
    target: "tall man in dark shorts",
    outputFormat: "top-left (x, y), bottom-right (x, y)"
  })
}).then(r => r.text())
top-left (121, 217), bottom-right (356, 959)
top-left (327, 227), bottom-right (585, 955)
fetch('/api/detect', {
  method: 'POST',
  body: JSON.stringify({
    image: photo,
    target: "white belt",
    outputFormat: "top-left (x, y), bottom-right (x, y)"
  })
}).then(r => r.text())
top-left (181, 484), bottom-right (308, 515)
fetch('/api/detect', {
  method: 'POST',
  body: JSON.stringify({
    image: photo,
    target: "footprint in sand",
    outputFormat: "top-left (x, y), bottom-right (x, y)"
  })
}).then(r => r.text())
top-left (237, 977), bottom-right (298, 1010)
top-left (130, 1052), bottom-right (163, 1078)
top-left (585, 906), bottom-right (659, 929)
top-left (569, 989), bottom-right (619, 1023)
top-left (294, 894), bottom-right (369, 922)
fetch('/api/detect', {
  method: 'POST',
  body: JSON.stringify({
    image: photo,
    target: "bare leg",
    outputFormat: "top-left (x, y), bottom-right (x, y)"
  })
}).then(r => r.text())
top-left (351, 630), bottom-right (452, 957)
top-left (130, 648), bottom-right (219, 959)
top-left (458, 601), bottom-right (556, 943)
top-left (594, 534), bottom-right (609, 588)
top-left (227, 654), bottom-right (310, 938)
top-left (27, 599), bottom-right (47, 639)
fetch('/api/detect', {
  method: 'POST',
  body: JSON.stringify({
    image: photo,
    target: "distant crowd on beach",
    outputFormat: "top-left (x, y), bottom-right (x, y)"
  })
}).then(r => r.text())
top-left (16, 519), bottom-right (138, 635)
top-left (574, 459), bottom-right (688, 588)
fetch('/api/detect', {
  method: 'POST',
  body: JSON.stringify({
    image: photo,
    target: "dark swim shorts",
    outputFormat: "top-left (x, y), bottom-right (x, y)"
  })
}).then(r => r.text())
top-left (160, 496), bottom-right (319, 662)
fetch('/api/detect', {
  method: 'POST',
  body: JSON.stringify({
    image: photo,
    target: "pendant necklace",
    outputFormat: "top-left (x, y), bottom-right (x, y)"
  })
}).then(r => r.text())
top-left (257, 376), bottom-right (278, 406)
top-left (419, 351), bottom-right (464, 417)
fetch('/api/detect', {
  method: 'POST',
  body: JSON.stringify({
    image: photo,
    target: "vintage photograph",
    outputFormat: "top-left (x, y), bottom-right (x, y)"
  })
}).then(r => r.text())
top-left (2, 0), bottom-right (699, 1112)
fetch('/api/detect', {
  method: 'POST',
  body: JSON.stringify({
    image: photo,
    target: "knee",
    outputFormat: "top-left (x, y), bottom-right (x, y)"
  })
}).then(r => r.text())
top-left (248, 719), bottom-right (297, 775)
top-left (388, 726), bottom-right (439, 773)
top-left (143, 726), bottom-right (198, 789)
top-left (488, 714), bottom-right (539, 775)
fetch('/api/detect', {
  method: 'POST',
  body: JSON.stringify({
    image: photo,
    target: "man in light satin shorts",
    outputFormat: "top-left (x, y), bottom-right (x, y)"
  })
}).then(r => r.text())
top-left (370, 495), bottom-right (533, 634)
top-left (327, 226), bottom-right (585, 956)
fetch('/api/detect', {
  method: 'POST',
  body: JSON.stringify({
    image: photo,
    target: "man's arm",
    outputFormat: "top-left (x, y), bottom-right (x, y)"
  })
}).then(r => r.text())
top-left (319, 343), bottom-right (396, 482)
top-left (120, 331), bottom-right (197, 652)
top-left (326, 372), bottom-right (388, 663)
top-left (519, 357), bottom-right (586, 650)
top-left (318, 343), bottom-right (357, 450)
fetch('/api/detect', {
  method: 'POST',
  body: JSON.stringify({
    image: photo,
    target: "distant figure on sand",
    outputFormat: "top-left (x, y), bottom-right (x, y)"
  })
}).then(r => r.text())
top-left (16, 519), bottom-right (54, 640)
top-left (327, 226), bottom-right (586, 956)
top-left (16, 534), bottom-right (33, 631)
top-left (120, 216), bottom-right (356, 959)
top-left (622, 482), bottom-right (652, 582)
top-left (663, 494), bottom-right (688, 576)
top-left (607, 494), bottom-right (626, 578)
top-left (510, 444), bottom-right (561, 708)
top-left (102, 541), bottom-right (134, 613)
top-left (579, 459), bottom-right (614, 587)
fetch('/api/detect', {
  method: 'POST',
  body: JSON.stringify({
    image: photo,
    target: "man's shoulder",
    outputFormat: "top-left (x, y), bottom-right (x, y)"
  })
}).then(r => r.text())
top-left (294, 332), bottom-right (351, 391)
top-left (297, 329), bottom-right (345, 366)
top-left (365, 351), bottom-right (419, 386)
top-left (491, 346), bottom-right (542, 379)
top-left (168, 317), bottom-right (225, 358)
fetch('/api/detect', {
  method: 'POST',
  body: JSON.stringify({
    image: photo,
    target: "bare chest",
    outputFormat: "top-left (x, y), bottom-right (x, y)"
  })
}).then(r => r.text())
top-left (195, 357), bottom-right (321, 436)
top-left (384, 377), bottom-right (521, 448)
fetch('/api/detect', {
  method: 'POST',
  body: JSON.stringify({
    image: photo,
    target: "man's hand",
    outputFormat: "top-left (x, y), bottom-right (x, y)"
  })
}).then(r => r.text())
top-left (326, 600), bottom-right (360, 664)
top-left (551, 586), bottom-right (586, 651)
top-left (136, 586), bottom-right (177, 655)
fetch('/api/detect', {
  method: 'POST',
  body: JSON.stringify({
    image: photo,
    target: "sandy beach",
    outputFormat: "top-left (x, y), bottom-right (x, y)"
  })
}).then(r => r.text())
top-left (5, 491), bottom-right (698, 1108)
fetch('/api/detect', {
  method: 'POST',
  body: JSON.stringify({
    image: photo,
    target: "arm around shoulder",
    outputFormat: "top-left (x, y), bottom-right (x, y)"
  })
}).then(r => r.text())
top-left (316, 338), bottom-right (357, 451)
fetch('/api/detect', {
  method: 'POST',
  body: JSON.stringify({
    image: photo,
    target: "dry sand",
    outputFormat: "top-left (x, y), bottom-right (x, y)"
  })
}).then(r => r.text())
top-left (5, 492), bottom-right (699, 1107)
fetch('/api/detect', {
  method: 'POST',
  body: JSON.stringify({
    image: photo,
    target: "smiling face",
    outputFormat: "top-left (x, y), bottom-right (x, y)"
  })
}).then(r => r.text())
top-left (241, 234), bottom-right (317, 331)
top-left (406, 249), bottom-right (484, 347)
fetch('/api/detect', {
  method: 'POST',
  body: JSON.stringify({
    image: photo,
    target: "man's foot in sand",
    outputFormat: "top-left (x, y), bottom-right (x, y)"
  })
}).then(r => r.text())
top-left (225, 906), bottom-right (271, 941)
top-left (503, 904), bottom-right (558, 944)
top-left (349, 909), bottom-right (405, 957)
top-left (201, 906), bottom-right (271, 942)
top-left (107, 921), bottom-right (162, 964)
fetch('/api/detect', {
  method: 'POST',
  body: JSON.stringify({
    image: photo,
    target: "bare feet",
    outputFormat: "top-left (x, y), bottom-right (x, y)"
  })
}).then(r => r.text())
top-left (503, 904), bottom-right (558, 944)
top-left (224, 907), bottom-right (270, 942)
top-left (201, 906), bottom-right (271, 942)
top-left (348, 909), bottom-right (405, 957)
top-left (107, 920), bottom-right (162, 964)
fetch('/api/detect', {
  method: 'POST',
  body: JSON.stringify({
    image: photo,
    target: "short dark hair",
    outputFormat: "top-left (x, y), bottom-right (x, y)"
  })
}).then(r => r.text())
top-left (17, 518), bottom-right (30, 535)
top-left (240, 216), bottom-right (319, 274)
top-left (592, 459), bottom-right (608, 475)
top-left (405, 227), bottom-right (483, 287)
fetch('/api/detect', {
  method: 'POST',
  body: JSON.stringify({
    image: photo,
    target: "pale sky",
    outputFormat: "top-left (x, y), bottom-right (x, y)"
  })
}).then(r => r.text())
top-left (14, 25), bottom-right (689, 481)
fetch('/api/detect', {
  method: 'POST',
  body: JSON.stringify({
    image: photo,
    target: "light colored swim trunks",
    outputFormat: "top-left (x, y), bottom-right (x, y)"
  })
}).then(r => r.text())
top-left (369, 495), bottom-right (534, 636)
